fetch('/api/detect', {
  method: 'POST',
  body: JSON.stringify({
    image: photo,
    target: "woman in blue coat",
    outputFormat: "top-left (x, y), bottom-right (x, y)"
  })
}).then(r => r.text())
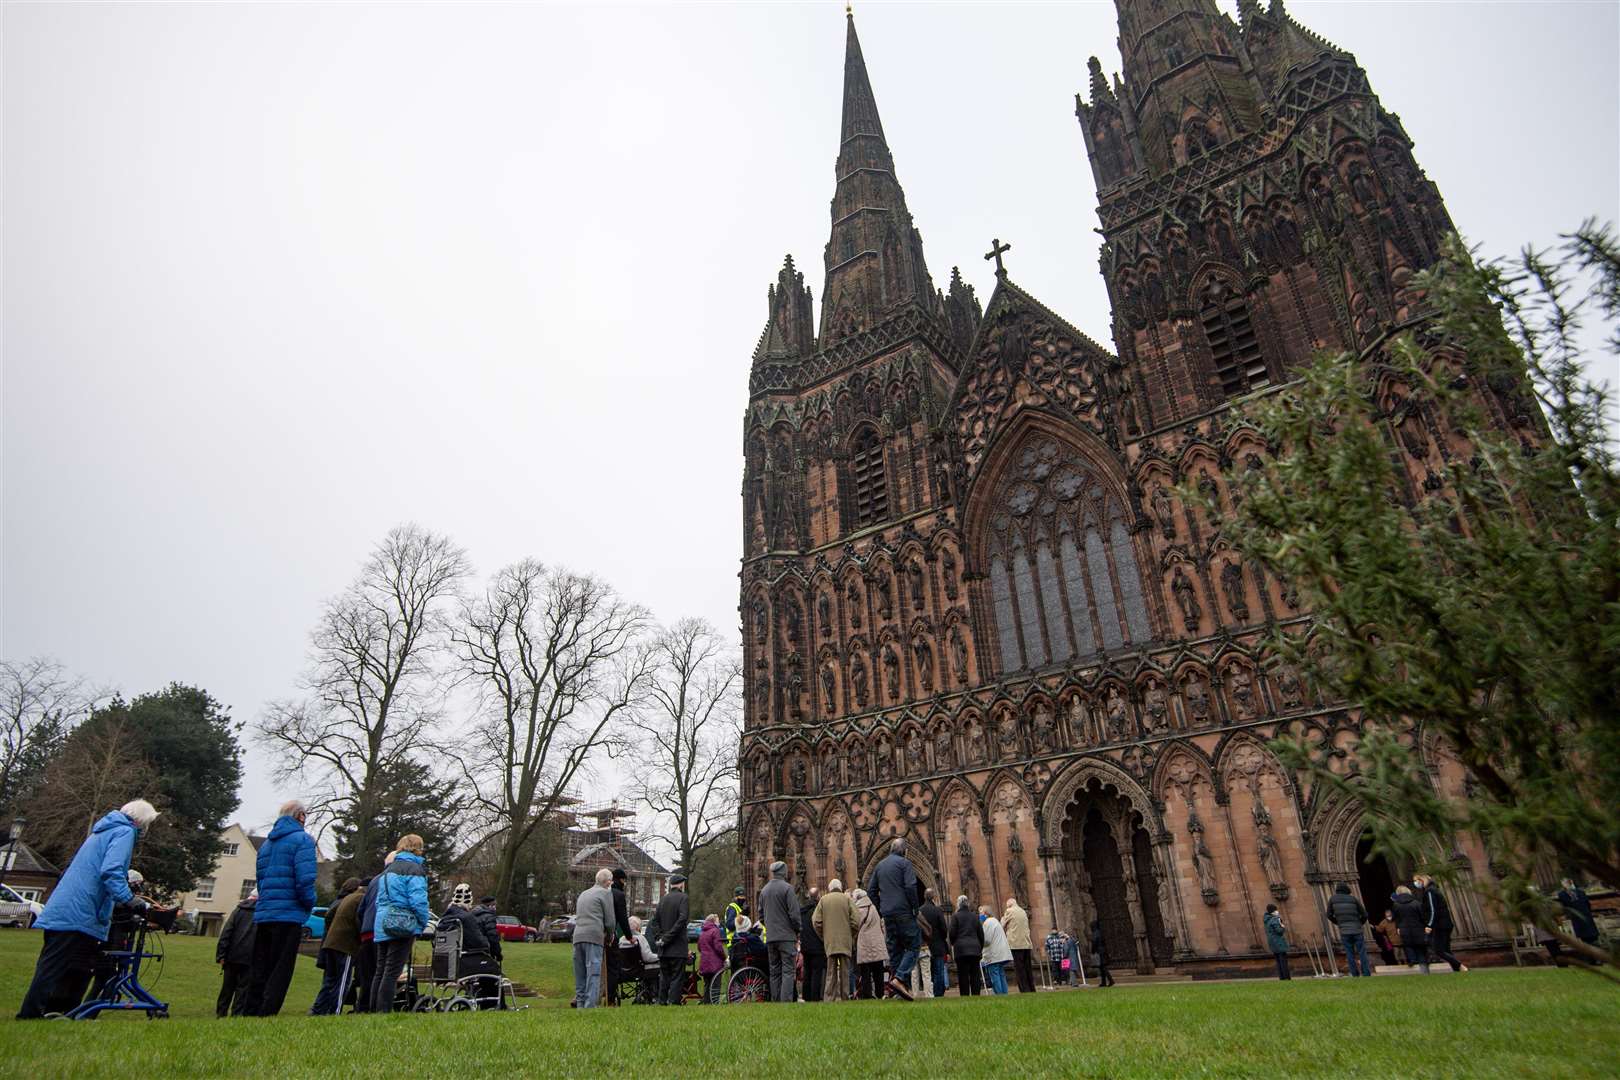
top-left (369, 834), bottom-right (431, 1013)
top-left (17, 800), bottom-right (158, 1019)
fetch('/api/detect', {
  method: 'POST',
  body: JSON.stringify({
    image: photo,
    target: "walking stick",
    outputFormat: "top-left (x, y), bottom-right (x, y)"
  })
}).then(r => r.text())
top-left (600, 931), bottom-right (611, 1007)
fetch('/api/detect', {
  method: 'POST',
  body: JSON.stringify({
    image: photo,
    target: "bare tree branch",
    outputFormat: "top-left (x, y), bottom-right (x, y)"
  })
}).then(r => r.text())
top-left (0, 657), bottom-right (106, 816)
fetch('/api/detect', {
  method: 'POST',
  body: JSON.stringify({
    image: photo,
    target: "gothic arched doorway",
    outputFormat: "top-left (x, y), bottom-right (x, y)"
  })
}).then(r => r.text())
top-left (1058, 778), bottom-right (1172, 973)
top-left (1355, 830), bottom-right (1397, 917)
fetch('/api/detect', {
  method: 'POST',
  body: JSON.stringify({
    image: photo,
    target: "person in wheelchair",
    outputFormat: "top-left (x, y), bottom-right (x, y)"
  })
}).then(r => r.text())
top-left (612, 917), bottom-right (659, 1004)
top-left (730, 916), bottom-right (768, 972)
top-left (437, 883), bottom-right (504, 1008)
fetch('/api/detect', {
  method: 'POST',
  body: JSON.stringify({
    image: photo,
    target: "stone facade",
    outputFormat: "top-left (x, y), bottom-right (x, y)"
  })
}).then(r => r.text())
top-left (738, 3), bottom-right (1521, 973)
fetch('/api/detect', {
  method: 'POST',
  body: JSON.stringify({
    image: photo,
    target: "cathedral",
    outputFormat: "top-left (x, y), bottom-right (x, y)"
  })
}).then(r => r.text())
top-left (738, 1), bottom-right (1522, 974)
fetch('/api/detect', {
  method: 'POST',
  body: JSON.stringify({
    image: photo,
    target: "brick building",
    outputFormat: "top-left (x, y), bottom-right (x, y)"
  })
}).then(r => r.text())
top-left (738, 3), bottom-right (1525, 974)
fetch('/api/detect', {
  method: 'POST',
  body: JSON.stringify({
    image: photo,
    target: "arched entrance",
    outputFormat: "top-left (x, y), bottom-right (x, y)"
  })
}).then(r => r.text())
top-left (1057, 778), bottom-right (1173, 973)
top-left (1355, 830), bottom-right (1397, 917)
top-left (858, 836), bottom-right (942, 902)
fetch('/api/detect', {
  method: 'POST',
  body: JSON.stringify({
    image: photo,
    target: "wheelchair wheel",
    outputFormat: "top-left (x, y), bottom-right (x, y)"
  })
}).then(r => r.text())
top-left (411, 994), bottom-right (438, 1013)
top-left (726, 966), bottom-right (768, 1004)
top-left (444, 996), bottom-right (477, 1012)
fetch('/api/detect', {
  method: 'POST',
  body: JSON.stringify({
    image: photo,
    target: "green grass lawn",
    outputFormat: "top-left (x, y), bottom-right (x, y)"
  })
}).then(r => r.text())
top-left (0, 930), bottom-right (1615, 1078)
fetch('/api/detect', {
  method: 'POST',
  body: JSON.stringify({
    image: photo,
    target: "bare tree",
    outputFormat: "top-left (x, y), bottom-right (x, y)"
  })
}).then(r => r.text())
top-left (0, 657), bottom-right (104, 817)
top-left (23, 711), bottom-right (159, 860)
top-left (627, 619), bottom-right (742, 875)
top-left (453, 559), bottom-right (652, 908)
top-left (257, 524), bottom-right (469, 872)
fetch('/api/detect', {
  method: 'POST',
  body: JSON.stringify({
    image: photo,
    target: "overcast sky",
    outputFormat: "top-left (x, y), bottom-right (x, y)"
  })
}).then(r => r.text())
top-left (5, 1), bottom-right (1617, 835)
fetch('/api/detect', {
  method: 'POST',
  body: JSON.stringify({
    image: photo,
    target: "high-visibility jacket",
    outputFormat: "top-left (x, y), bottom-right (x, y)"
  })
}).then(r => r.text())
top-left (724, 901), bottom-right (745, 946)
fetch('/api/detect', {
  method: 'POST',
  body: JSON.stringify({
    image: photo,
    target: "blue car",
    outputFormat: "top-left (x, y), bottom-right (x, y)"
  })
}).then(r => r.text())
top-left (303, 906), bottom-right (327, 940)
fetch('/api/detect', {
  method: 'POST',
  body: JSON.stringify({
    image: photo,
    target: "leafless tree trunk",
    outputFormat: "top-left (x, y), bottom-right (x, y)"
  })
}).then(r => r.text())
top-left (626, 619), bottom-right (741, 875)
top-left (0, 657), bottom-right (103, 817)
top-left (257, 525), bottom-right (468, 866)
top-left (23, 712), bottom-right (159, 858)
top-left (453, 560), bottom-right (652, 909)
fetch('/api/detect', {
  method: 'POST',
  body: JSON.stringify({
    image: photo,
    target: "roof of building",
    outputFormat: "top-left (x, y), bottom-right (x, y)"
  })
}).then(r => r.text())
top-left (570, 841), bottom-right (670, 876)
top-left (5, 841), bottom-right (60, 877)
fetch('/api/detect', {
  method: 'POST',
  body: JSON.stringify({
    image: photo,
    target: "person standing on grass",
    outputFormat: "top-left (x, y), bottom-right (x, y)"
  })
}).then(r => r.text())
top-left (1002, 896), bottom-right (1035, 993)
top-left (978, 906), bottom-right (1012, 995)
top-left (698, 914), bottom-right (727, 1003)
top-left (1391, 886), bottom-right (1429, 973)
top-left (851, 887), bottom-right (887, 999)
top-left (1326, 882), bottom-right (1372, 977)
top-left (1264, 904), bottom-right (1291, 980)
top-left (572, 867), bottom-right (616, 1008)
top-left (368, 834), bottom-right (431, 1014)
top-left (1413, 875), bottom-right (1468, 973)
top-left (243, 800), bottom-right (318, 1018)
top-left (17, 799), bottom-right (156, 1020)
top-left (799, 885), bottom-right (826, 1002)
top-left (758, 861), bottom-right (801, 1003)
top-left (949, 896), bottom-right (984, 997)
top-left (1090, 919), bottom-right (1115, 988)
top-left (1373, 909), bottom-right (1400, 967)
top-left (215, 889), bottom-right (258, 1017)
top-left (353, 860), bottom-right (392, 1012)
top-left (607, 867), bottom-right (634, 1007)
top-left (812, 879), bottom-right (859, 1002)
top-left (918, 888), bottom-right (951, 998)
top-left (1556, 879), bottom-right (1600, 949)
top-left (866, 838), bottom-right (922, 1001)
top-left (310, 876), bottom-right (363, 1015)
top-left (653, 873), bottom-right (691, 1005)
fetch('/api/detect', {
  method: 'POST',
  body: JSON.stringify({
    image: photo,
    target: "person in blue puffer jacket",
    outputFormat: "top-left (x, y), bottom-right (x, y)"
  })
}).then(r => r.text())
top-left (369, 834), bottom-right (430, 1014)
top-left (17, 800), bottom-right (158, 1019)
top-left (242, 800), bottom-right (318, 1017)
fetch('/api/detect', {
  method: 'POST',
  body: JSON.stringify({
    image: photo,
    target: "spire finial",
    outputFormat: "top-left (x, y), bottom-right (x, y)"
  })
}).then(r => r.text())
top-left (846, 1), bottom-right (853, 17)
top-left (984, 238), bottom-right (1012, 278)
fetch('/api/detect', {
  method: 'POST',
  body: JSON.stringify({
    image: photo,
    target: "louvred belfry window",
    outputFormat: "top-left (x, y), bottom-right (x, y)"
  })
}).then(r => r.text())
top-left (851, 428), bottom-right (889, 527)
top-left (1201, 279), bottom-right (1269, 397)
top-left (984, 436), bottom-right (1150, 674)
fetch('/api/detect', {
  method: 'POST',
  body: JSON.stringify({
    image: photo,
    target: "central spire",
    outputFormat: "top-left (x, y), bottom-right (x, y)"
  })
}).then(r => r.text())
top-left (819, 11), bottom-right (936, 346)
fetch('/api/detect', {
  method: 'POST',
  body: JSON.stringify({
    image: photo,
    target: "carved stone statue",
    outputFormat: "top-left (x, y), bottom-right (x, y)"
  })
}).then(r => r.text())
top-left (1006, 832), bottom-right (1030, 909)
top-left (1254, 806), bottom-right (1290, 900)
top-left (1032, 704), bottom-right (1057, 752)
top-left (1104, 685), bottom-right (1130, 741)
top-left (1276, 664), bottom-right (1304, 709)
top-left (905, 730), bottom-right (925, 774)
top-left (996, 712), bottom-right (1020, 758)
top-left (1153, 486), bottom-right (1177, 539)
top-left (850, 655), bottom-right (869, 709)
top-left (783, 654), bottom-right (804, 721)
top-left (753, 598), bottom-right (768, 645)
top-left (847, 581), bottom-right (863, 629)
top-left (958, 837), bottom-right (980, 903)
top-left (1220, 560), bottom-right (1249, 621)
top-left (907, 561), bottom-right (925, 608)
top-left (790, 757), bottom-right (807, 794)
top-left (913, 638), bottom-right (934, 691)
top-left (1184, 674), bottom-right (1211, 724)
top-left (1189, 814), bottom-right (1219, 905)
top-left (949, 626), bottom-right (969, 683)
top-left (966, 718), bottom-right (987, 764)
top-left (874, 573), bottom-right (893, 620)
top-left (817, 591), bottom-right (832, 633)
top-left (1068, 696), bottom-right (1093, 745)
top-left (847, 746), bottom-right (867, 785)
top-left (1229, 668), bottom-right (1256, 719)
top-left (784, 600), bottom-right (801, 644)
top-left (1144, 684), bottom-right (1169, 733)
top-left (933, 725), bottom-right (953, 769)
top-left (882, 646), bottom-right (900, 701)
top-left (941, 550), bottom-right (959, 600)
top-left (1171, 565), bottom-right (1201, 627)
top-left (820, 664), bottom-right (837, 716)
top-left (755, 755), bottom-right (773, 796)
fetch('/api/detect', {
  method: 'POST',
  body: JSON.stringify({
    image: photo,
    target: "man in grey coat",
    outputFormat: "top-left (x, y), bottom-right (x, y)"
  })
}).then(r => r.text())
top-left (651, 874), bottom-right (690, 1005)
top-left (572, 868), bottom-right (616, 1008)
top-left (758, 861), bottom-right (801, 1003)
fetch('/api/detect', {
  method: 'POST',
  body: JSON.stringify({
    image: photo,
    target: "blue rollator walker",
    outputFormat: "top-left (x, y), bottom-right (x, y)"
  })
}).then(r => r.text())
top-left (65, 904), bottom-right (176, 1020)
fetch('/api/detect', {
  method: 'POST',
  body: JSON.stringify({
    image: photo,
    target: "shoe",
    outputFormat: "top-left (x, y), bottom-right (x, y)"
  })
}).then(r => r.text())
top-left (887, 978), bottom-right (913, 1001)
top-left (1459, 964), bottom-right (1470, 973)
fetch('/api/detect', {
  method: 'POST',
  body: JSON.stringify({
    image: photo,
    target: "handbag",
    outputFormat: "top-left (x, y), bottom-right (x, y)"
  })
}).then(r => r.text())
top-left (379, 872), bottom-right (421, 939)
top-left (1061, 957), bottom-right (1071, 971)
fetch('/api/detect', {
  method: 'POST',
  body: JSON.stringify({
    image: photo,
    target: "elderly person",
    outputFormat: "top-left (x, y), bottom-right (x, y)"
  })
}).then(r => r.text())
top-left (653, 873), bottom-right (691, 1005)
top-left (799, 885), bottom-right (826, 1002)
top-left (369, 834), bottom-right (431, 1013)
top-left (698, 914), bottom-right (727, 1003)
top-left (244, 799), bottom-right (318, 1017)
top-left (918, 888), bottom-right (952, 998)
top-left (979, 905), bottom-right (1012, 994)
top-left (812, 879), bottom-right (859, 1002)
top-left (1003, 896), bottom-right (1034, 992)
top-left (572, 867), bottom-right (616, 1008)
top-left (851, 887), bottom-right (887, 999)
top-left (216, 889), bottom-right (258, 1017)
top-left (353, 853), bottom-right (395, 1012)
top-left (309, 876), bottom-right (363, 1015)
top-left (759, 861), bottom-right (801, 1002)
top-left (18, 799), bottom-right (158, 1020)
top-left (949, 895), bottom-right (985, 996)
top-left (866, 837), bottom-right (922, 1001)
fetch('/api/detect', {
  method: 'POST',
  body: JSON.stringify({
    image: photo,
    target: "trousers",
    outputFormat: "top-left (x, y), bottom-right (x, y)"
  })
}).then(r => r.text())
top-left (1012, 948), bottom-right (1035, 992)
top-left (767, 939), bottom-right (796, 1002)
top-left (801, 952), bottom-right (826, 1001)
top-left (243, 922), bottom-right (304, 1017)
top-left (17, 930), bottom-right (100, 1019)
top-left (1429, 927), bottom-right (1463, 972)
top-left (1340, 932), bottom-right (1372, 977)
top-left (216, 962), bottom-right (251, 1017)
top-left (824, 954), bottom-right (851, 1001)
top-left (370, 937), bottom-right (415, 1013)
top-left (955, 956), bottom-right (983, 996)
top-left (310, 949), bottom-right (352, 1014)
top-left (658, 956), bottom-right (686, 1005)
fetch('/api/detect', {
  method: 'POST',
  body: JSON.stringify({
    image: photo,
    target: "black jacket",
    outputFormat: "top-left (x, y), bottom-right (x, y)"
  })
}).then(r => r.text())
top-left (918, 901), bottom-right (951, 958)
top-left (1557, 887), bottom-right (1599, 943)
top-left (611, 882), bottom-right (632, 941)
top-left (948, 904), bottom-right (984, 961)
top-left (217, 899), bottom-right (257, 967)
top-left (471, 903), bottom-right (503, 960)
top-left (799, 899), bottom-right (825, 955)
top-left (440, 905), bottom-right (492, 954)
top-left (1325, 889), bottom-right (1368, 935)
top-left (1421, 884), bottom-right (1454, 933)
top-left (1392, 893), bottom-right (1426, 943)
top-left (1090, 924), bottom-right (1109, 964)
top-left (652, 889), bottom-right (690, 958)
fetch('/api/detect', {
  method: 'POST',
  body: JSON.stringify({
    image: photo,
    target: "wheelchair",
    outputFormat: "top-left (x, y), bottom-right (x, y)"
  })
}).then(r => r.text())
top-left (612, 942), bottom-right (661, 1005)
top-left (412, 923), bottom-right (519, 1011)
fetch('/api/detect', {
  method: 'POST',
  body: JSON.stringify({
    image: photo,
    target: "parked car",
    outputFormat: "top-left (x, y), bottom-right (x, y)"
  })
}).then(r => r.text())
top-left (303, 907), bottom-right (327, 940)
top-left (545, 916), bottom-right (575, 943)
top-left (494, 915), bottom-right (540, 943)
top-left (0, 884), bottom-right (42, 928)
top-left (687, 920), bottom-right (704, 942)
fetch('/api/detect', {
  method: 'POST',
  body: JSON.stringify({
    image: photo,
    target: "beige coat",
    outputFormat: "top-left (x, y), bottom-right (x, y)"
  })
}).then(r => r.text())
top-left (853, 892), bottom-right (887, 963)
top-left (1002, 902), bottom-right (1032, 950)
top-left (812, 890), bottom-right (859, 958)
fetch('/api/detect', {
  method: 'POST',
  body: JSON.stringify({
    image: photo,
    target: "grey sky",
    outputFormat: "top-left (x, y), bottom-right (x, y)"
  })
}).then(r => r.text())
top-left (5, 1), bottom-right (1617, 833)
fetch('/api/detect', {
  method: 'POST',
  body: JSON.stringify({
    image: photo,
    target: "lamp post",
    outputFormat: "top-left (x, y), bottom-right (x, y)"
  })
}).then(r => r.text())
top-left (0, 816), bottom-right (26, 893)
top-left (526, 873), bottom-right (536, 926)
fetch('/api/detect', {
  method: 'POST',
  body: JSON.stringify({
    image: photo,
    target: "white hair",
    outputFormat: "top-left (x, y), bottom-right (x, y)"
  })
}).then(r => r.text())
top-left (956, 895), bottom-right (969, 908)
top-left (595, 867), bottom-right (614, 886)
top-left (735, 916), bottom-right (752, 933)
top-left (827, 878), bottom-right (843, 892)
top-left (629, 916), bottom-right (643, 932)
top-left (120, 799), bottom-right (159, 827)
top-left (278, 799), bottom-right (307, 818)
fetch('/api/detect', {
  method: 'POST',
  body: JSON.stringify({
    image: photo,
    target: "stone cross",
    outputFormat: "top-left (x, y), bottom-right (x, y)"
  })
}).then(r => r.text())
top-left (984, 237), bottom-right (1012, 277)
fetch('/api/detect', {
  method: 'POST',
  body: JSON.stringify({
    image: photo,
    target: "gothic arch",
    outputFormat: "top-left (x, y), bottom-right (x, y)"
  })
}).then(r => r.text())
top-left (1041, 756), bottom-right (1162, 848)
